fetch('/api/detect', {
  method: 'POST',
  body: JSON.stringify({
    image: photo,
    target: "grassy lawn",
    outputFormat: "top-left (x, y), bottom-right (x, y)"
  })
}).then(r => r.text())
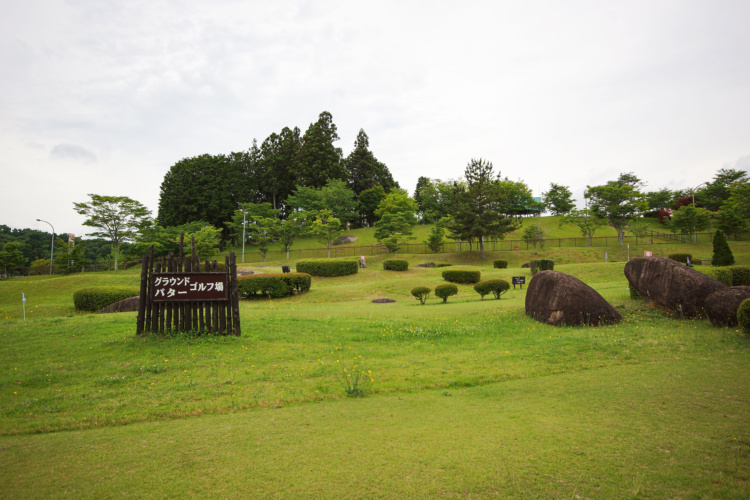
top-left (1, 239), bottom-right (749, 498)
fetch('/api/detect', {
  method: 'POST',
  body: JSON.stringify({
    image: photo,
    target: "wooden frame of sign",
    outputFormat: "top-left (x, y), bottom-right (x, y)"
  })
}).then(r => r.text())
top-left (136, 234), bottom-right (241, 336)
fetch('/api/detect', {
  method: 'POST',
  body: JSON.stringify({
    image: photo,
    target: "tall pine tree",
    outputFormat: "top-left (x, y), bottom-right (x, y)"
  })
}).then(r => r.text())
top-left (295, 111), bottom-right (345, 189)
top-left (343, 129), bottom-right (398, 195)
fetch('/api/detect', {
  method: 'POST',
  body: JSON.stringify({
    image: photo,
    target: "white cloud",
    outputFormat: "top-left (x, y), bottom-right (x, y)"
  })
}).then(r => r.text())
top-left (1, 0), bottom-right (749, 236)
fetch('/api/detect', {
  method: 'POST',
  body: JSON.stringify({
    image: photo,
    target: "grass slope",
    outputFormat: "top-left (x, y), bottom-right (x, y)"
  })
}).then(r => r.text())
top-left (1, 244), bottom-right (749, 497)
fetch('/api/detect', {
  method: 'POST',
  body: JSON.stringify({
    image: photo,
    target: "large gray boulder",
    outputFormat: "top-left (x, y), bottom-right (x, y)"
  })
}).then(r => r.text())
top-left (624, 257), bottom-right (726, 318)
top-left (333, 236), bottom-right (357, 246)
top-left (99, 296), bottom-right (139, 314)
top-left (704, 286), bottom-right (750, 327)
top-left (525, 270), bottom-right (622, 326)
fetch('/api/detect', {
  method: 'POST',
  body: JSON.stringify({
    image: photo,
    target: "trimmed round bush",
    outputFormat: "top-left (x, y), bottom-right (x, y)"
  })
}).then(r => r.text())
top-left (668, 253), bottom-right (692, 264)
top-left (410, 286), bottom-right (431, 305)
top-left (296, 259), bottom-right (358, 277)
top-left (237, 273), bottom-right (311, 299)
top-left (473, 279), bottom-right (510, 300)
top-left (383, 259), bottom-right (409, 271)
top-left (493, 259), bottom-right (508, 269)
top-left (73, 287), bottom-right (139, 312)
top-left (442, 267), bottom-right (481, 284)
top-left (434, 283), bottom-right (458, 303)
top-left (530, 259), bottom-right (554, 275)
top-left (738, 298), bottom-right (750, 334)
top-left (696, 267), bottom-right (733, 286)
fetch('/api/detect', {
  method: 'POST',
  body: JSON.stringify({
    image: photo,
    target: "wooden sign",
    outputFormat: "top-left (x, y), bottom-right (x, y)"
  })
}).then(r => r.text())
top-left (136, 234), bottom-right (240, 336)
top-left (512, 276), bottom-right (525, 289)
top-left (151, 273), bottom-right (228, 302)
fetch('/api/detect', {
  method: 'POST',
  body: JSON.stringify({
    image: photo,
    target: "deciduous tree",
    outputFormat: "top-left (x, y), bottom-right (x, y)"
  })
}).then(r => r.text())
top-left (542, 183), bottom-right (575, 215)
top-left (560, 209), bottom-right (606, 247)
top-left (586, 175), bottom-right (647, 245)
top-left (73, 194), bottom-right (152, 270)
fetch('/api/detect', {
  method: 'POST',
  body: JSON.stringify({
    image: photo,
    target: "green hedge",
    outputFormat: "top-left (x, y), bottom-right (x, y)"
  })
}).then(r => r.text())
top-left (668, 253), bottom-right (692, 264)
top-left (383, 259), bottom-right (409, 271)
top-left (442, 267), bottom-right (481, 284)
top-left (237, 273), bottom-right (311, 299)
top-left (73, 287), bottom-right (140, 312)
top-left (434, 283), bottom-right (458, 303)
top-left (493, 259), bottom-right (508, 269)
top-left (739, 298), bottom-right (750, 334)
top-left (296, 259), bottom-right (358, 277)
top-left (696, 267), bottom-right (733, 286)
top-left (530, 259), bottom-right (554, 275)
top-left (473, 279), bottom-right (510, 300)
top-left (410, 286), bottom-right (431, 305)
top-left (728, 266), bottom-right (750, 286)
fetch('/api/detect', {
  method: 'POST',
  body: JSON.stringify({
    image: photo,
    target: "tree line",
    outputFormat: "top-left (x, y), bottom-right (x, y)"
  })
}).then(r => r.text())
top-left (157, 111), bottom-right (399, 236)
top-left (2, 113), bottom-right (748, 276)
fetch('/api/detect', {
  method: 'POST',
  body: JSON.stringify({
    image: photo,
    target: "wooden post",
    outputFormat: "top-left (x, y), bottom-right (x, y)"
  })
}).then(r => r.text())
top-left (136, 254), bottom-right (149, 335)
top-left (229, 253), bottom-right (241, 335)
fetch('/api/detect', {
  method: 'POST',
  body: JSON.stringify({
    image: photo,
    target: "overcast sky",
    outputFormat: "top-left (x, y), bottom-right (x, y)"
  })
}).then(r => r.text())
top-left (2, 0), bottom-right (749, 238)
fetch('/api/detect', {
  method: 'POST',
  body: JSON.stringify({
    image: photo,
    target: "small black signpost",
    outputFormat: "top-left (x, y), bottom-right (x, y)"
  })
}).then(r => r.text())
top-left (512, 276), bottom-right (526, 289)
top-left (136, 234), bottom-right (241, 336)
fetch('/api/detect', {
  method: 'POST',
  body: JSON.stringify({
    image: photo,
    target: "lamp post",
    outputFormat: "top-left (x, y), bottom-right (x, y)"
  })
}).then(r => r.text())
top-left (238, 204), bottom-right (247, 264)
top-left (36, 219), bottom-right (55, 275)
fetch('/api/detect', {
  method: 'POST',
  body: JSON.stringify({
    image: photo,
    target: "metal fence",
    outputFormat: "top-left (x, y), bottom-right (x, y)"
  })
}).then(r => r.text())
top-left (233, 231), bottom-right (748, 264)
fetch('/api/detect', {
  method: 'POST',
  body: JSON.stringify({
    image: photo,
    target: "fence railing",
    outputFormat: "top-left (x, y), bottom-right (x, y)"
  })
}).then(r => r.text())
top-left (232, 231), bottom-right (747, 264)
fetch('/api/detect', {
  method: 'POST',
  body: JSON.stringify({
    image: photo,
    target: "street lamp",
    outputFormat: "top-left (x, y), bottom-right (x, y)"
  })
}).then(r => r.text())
top-left (36, 219), bottom-right (54, 275)
top-left (238, 204), bottom-right (247, 264)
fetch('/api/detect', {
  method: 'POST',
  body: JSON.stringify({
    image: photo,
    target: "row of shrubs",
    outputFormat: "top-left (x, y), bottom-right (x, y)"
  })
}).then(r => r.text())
top-left (410, 279), bottom-right (510, 305)
top-left (73, 287), bottom-right (139, 312)
top-left (237, 273), bottom-right (312, 298)
top-left (697, 266), bottom-right (750, 287)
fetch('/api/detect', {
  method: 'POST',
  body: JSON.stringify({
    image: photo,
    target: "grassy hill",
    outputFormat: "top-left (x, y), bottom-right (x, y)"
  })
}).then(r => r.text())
top-left (1, 243), bottom-right (749, 497)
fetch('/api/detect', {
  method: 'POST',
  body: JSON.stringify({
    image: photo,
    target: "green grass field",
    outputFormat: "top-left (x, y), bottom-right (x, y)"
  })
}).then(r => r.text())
top-left (1, 237), bottom-right (749, 498)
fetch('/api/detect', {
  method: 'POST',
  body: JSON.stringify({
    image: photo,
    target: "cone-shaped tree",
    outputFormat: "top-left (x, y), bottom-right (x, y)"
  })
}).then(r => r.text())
top-left (711, 229), bottom-right (735, 266)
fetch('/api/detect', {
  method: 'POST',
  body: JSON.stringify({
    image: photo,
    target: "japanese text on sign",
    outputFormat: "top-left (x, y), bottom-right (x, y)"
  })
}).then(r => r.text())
top-left (151, 273), bottom-right (228, 302)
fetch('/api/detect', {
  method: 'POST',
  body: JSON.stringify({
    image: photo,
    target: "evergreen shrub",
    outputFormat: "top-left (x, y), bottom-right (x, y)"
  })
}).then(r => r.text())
top-left (668, 253), bottom-right (692, 264)
top-left (530, 259), bottom-right (554, 275)
top-left (410, 286), bottom-right (431, 305)
top-left (442, 267), bottom-right (481, 284)
top-left (434, 284), bottom-right (458, 303)
top-left (728, 266), bottom-right (750, 286)
top-left (738, 298), bottom-right (750, 334)
top-left (473, 279), bottom-right (510, 300)
top-left (696, 267), bottom-right (733, 286)
top-left (712, 230), bottom-right (735, 266)
top-left (73, 287), bottom-right (139, 312)
top-left (237, 273), bottom-right (311, 298)
top-left (296, 259), bottom-right (358, 277)
top-left (493, 259), bottom-right (508, 269)
top-left (383, 259), bottom-right (409, 271)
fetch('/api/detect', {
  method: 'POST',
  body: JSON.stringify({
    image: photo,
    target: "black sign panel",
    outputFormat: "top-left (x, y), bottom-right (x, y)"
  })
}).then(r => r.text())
top-left (151, 273), bottom-right (228, 302)
top-left (512, 277), bottom-right (525, 285)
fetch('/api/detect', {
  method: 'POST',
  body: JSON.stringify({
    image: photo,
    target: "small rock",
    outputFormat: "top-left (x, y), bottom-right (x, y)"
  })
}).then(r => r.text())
top-left (372, 298), bottom-right (396, 303)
